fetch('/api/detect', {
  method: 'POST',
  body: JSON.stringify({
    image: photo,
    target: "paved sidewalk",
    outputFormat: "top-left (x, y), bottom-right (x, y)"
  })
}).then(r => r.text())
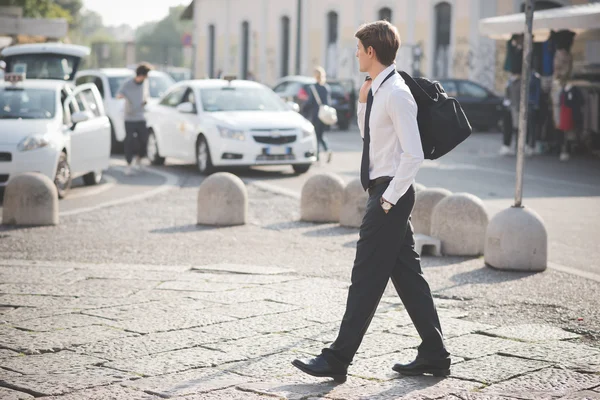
top-left (1, 180), bottom-right (600, 399)
top-left (1, 258), bottom-right (600, 399)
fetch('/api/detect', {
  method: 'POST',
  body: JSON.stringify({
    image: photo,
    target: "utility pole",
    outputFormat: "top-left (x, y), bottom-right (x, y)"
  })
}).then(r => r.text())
top-left (295, 0), bottom-right (302, 75)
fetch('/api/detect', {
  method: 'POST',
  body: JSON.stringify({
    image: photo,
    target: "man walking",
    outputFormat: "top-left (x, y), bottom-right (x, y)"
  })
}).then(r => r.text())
top-left (117, 63), bottom-right (151, 175)
top-left (292, 21), bottom-right (450, 383)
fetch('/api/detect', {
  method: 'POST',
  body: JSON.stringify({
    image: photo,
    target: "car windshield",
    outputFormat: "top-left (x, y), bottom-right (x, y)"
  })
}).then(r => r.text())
top-left (5, 54), bottom-right (78, 81)
top-left (200, 86), bottom-right (287, 112)
top-left (108, 74), bottom-right (174, 98)
top-left (148, 75), bottom-right (174, 98)
top-left (0, 88), bottom-right (55, 119)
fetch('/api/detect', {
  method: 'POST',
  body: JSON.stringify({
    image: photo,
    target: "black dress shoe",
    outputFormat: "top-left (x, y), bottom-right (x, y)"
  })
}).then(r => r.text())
top-left (392, 357), bottom-right (451, 377)
top-left (292, 355), bottom-right (347, 383)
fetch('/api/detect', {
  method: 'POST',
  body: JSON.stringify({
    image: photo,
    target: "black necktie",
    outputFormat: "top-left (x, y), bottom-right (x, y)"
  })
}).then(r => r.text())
top-left (360, 88), bottom-right (374, 191)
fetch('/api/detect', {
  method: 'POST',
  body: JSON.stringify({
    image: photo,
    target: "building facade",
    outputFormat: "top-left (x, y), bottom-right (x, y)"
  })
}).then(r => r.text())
top-left (191, 0), bottom-right (594, 91)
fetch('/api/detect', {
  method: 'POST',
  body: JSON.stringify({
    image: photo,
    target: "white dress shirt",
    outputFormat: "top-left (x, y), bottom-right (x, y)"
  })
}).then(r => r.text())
top-left (357, 64), bottom-right (424, 205)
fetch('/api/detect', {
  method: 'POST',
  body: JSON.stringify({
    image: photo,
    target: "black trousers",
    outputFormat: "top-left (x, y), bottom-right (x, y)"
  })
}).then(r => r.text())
top-left (322, 182), bottom-right (449, 366)
top-left (124, 121), bottom-right (149, 165)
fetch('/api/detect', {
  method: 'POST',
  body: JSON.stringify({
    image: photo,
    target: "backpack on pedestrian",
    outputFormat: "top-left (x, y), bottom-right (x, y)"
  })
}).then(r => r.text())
top-left (398, 71), bottom-right (472, 160)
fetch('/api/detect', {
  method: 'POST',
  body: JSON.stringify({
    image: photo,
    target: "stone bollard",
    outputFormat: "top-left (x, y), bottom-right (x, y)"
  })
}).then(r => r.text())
top-left (301, 173), bottom-right (345, 223)
top-left (485, 206), bottom-right (547, 271)
top-left (414, 183), bottom-right (426, 193)
top-left (197, 172), bottom-right (247, 226)
top-left (340, 178), bottom-right (368, 228)
top-left (2, 173), bottom-right (58, 226)
top-left (431, 193), bottom-right (489, 256)
top-left (412, 188), bottom-right (452, 235)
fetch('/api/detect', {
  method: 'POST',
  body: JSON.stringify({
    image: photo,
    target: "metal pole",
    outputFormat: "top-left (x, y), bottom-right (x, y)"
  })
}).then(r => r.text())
top-left (295, 0), bottom-right (302, 75)
top-left (514, 0), bottom-right (534, 208)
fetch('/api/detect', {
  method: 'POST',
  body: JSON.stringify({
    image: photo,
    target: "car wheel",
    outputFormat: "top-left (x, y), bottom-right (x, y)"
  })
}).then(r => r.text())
top-left (292, 164), bottom-right (311, 174)
top-left (54, 152), bottom-right (72, 199)
top-left (83, 170), bottom-right (102, 186)
top-left (196, 135), bottom-right (214, 175)
top-left (147, 130), bottom-right (165, 165)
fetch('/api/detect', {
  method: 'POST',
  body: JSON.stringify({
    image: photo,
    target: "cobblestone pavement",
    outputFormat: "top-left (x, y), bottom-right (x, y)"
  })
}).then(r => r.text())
top-left (1, 179), bottom-right (600, 399)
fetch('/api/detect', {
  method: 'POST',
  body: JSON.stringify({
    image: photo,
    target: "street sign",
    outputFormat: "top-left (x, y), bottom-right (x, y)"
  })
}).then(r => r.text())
top-left (182, 33), bottom-right (192, 47)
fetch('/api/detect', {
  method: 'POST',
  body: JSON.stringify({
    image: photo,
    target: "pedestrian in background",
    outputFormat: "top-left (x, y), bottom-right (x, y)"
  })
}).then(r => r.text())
top-left (292, 20), bottom-right (450, 383)
top-left (307, 66), bottom-right (333, 163)
top-left (117, 62), bottom-right (151, 175)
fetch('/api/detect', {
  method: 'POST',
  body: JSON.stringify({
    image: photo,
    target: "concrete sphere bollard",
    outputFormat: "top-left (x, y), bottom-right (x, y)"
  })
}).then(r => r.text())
top-left (485, 206), bottom-right (547, 271)
top-left (340, 178), bottom-right (368, 228)
top-left (2, 173), bottom-right (58, 226)
top-left (431, 193), bottom-right (489, 256)
top-left (301, 173), bottom-right (345, 223)
top-left (414, 183), bottom-right (426, 193)
top-left (197, 172), bottom-right (247, 226)
top-left (412, 188), bottom-right (452, 235)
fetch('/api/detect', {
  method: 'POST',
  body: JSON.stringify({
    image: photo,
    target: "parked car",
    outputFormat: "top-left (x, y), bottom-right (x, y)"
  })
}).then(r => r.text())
top-left (0, 74), bottom-right (111, 198)
top-left (436, 78), bottom-right (507, 131)
top-left (145, 78), bottom-right (317, 175)
top-left (272, 76), bottom-right (355, 130)
top-left (74, 68), bottom-right (176, 152)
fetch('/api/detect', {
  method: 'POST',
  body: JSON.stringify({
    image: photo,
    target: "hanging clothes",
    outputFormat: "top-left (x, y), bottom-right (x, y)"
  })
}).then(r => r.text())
top-left (554, 30), bottom-right (576, 52)
top-left (554, 49), bottom-right (573, 81)
top-left (558, 85), bottom-right (583, 132)
top-left (541, 34), bottom-right (555, 77)
top-left (504, 34), bottom-right (524, 74)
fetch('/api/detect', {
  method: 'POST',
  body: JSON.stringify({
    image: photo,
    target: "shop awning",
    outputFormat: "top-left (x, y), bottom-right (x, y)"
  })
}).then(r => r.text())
top-left (479, 3), bottom-right (600, 40)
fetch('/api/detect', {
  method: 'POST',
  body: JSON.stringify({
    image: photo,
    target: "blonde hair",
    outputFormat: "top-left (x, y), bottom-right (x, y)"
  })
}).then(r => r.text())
top-left (314, 66), bottom-right (326, 84)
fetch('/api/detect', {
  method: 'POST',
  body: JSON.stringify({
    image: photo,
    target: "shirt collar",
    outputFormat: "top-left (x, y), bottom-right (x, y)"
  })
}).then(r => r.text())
top-left (371, 64), bottom-right (397, 96)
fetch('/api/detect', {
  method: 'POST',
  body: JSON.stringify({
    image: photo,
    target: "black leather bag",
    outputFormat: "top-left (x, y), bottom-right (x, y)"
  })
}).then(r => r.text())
top-left (399, 71), bottom-right (472, 160)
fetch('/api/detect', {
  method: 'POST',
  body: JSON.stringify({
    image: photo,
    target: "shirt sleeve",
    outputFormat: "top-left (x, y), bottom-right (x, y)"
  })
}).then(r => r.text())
top-left (357, 101), bottom-right (366, 139)
top-left (117, 81), bottom-right (128, 100)
top-left (382, 89), bottom-right (424, 205)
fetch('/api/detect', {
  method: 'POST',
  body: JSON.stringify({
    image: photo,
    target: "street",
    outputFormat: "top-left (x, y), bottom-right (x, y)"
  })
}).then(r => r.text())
top-left (2, 127), bottom-right (599, 277)
top-left (1, 128), bottom-right (600, 399)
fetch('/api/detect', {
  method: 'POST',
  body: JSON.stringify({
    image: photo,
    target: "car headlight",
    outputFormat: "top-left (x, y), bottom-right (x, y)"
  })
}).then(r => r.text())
top-left (218, 126), bottom-right (245, 141)
top-left (302, 125), bottom-right (315, 139)
top-left (17, 135), bottom-right (50, 152)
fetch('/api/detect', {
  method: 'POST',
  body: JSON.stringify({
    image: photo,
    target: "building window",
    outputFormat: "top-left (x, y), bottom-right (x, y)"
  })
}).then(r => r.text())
top-left (326, 11), bottom-right (338, 77)
top-left (241, 21), bottom-right (249, 80)
top-left (208, 24), bottom-right (215, 78)
top-left (378, 7), bottom-right (392, 22)
top-left (433, 2), bottom-right (451, 78)
top-left (281, 16), bottom-right (290, 77)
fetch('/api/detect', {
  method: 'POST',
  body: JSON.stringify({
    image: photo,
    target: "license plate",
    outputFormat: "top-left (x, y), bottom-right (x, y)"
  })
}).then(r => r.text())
top-left (266, 146), bottom-right (289, 155)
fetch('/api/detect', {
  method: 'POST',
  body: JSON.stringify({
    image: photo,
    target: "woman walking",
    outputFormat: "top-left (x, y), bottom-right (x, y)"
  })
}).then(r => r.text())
top-left (307, 66), bottom-right (333, 163)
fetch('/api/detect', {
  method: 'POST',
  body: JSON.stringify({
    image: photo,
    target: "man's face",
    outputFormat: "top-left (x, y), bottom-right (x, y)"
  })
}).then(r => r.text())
top-left (135, 74), bottom-right (148, 83)
top-left (356, 40), bottom-right (371, 73)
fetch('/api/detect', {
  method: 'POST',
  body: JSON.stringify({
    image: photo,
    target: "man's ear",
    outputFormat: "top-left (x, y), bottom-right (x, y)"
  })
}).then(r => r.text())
top-left (367, 46), bottom-right (375, 59)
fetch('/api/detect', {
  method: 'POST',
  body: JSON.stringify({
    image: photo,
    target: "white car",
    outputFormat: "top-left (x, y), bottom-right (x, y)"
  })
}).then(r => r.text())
top-left (74, 69), bottom-right (175, 151)
top-left (1, 43), bottom-right (90, 82)
top-left (145, 79), bottom-right (317, 174)
top-left (0, 75), bottom-right (111, 198)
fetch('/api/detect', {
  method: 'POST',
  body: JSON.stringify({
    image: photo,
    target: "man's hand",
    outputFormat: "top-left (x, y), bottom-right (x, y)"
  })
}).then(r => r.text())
top-left (359, 78), bottom-right (372, 104)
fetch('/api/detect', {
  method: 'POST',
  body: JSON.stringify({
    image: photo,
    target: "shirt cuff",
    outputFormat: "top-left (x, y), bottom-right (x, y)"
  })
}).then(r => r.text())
top-left (357, 102), bottom-right (366, 115)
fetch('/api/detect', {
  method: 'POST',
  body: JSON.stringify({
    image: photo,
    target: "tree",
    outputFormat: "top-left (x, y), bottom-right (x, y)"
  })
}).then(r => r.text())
top-left (135, 6), bottom-right (193, 67)
top-left (79, 9), bottom-right (104, 37)
top-left (55, 0), bottom-right (83, 28)
top-left (4, 0), bottom-right (71, 21)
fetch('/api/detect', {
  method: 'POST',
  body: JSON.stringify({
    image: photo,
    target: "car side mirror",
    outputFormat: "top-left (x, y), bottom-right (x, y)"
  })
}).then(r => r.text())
top-left (287, 101), bottom-right (300, 113)
top-left (177, 102), bottom-right (195, 114)
top-left (70, 111), bottom-right (91, 130)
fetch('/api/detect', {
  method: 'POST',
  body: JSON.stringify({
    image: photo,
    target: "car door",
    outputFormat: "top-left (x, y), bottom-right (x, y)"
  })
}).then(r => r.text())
top-left (457, 81), bottom-right (494, 129)
top-left (66, 83), bottom-right (111, 176)
top-left (177, 87), bottom-right (200, 162)
top-left (153, 86), bottom-right (187, 157)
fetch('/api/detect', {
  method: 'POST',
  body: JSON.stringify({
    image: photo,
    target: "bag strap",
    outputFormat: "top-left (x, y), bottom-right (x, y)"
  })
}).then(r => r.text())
top-left (309, 84), bottom-right (323, 106)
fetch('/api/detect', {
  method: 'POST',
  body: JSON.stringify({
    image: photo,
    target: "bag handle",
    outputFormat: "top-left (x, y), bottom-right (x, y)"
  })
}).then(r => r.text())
top-left (309, 84), bottom-right (323, 106)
